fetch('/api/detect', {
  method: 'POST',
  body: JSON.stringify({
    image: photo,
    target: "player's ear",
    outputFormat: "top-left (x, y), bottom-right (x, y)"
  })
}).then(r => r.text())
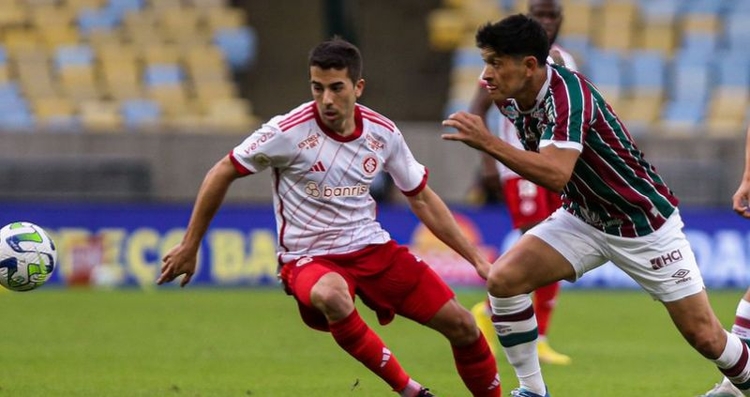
top-left (523, 55), bottom-right (539, 74)
top-left (355, 78), bottom-right (365, 98)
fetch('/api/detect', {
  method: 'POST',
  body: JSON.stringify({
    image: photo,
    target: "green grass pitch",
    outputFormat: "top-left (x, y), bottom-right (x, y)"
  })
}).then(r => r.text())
top-left (0, 287), bottom-right (742, 396)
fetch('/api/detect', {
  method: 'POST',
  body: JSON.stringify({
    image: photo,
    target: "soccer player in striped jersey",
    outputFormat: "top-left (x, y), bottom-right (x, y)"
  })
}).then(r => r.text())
top-left (157, 38), bottom-right (501, 397)
top-left (442, 14), bottom-right (750, 397)
top-left (468, 0), bottom-right (574, 366)
top-left (700, 125), bottom-right (750, 397)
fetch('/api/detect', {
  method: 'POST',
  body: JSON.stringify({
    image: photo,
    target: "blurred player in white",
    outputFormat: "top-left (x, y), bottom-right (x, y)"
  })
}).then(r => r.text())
top-left (157, 38), bottom-right (501, 397)
top-left (701, 124), bottom-right (750, 397)
top-left (468, 0), bottom-right (574, 366)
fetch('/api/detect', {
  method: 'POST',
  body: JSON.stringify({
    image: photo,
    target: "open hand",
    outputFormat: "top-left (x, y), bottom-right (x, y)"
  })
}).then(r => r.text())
top-left (157, 243), bottom-right (198, 287)
top-left (441, 111), bottom-right (494, 151)
top-left (475, 257), bottom-right (493, 280)
top-left (733, 180), bottom-right (750, 219)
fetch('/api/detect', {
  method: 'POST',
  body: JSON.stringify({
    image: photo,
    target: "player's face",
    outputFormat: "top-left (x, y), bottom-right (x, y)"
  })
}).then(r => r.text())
top-left (529, 0), bottom-right (562, 44)
top-left (480, 49), bottom-right (534, 102)
top-left (310, 66), bottom-right (364, 134)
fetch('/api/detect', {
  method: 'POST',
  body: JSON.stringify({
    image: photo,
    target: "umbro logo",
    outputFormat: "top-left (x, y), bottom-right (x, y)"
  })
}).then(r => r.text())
top-left (309, 161), bottom-right (326, 172)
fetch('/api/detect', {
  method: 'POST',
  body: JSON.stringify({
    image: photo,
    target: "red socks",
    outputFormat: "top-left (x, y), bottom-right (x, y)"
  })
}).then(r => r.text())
top-left (452, 335), bottom-right (502, 397)
top-left (329, 311), bottom-right (410, 392)
top-left (533, 281), bottom-right (561, 337)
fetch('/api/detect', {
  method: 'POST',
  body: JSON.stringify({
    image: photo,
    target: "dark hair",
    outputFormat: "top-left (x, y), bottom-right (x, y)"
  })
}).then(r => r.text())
top-left (308, 37), bottom-right (363, 83)
top-left (475, 14), bottom-right (549, 66)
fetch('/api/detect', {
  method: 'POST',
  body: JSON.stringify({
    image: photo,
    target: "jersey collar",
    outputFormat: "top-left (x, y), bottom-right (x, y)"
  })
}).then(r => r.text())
top-left (313, 102), bottom-right (363, 142)
top-left (511, 64), bottom-right (552, 115)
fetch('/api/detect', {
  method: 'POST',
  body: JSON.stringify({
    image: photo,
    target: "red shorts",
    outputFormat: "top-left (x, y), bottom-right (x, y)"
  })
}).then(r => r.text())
top-left (503, 177), bottom-right (562, 229)
top-left (279, 240), bottom-right (455, 332)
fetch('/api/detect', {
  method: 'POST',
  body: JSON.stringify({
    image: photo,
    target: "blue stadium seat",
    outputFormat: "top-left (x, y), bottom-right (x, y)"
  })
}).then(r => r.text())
top-left (627, 50), bottom-right (666, 93)
top-left (451, 46), bottom-right (484, 69)
top-left (121, 99), bottom-right (161, 129)
top-left (669, 60), bottom-right (711, 104)
top-left (715, 51), bottom-right (750, 87)
top-left (556, 35), bottom-right (591, 61)
top-left (725, 0), bottom-right (750, 14)
top-left (678, 33), bottom-right (717, 60)
top-left (684, 0), bottom-right (729, 14)
top-left (0, 112), bottom-right (35, 131)
top-left (107, 0), bottom-right (144, 13)
top-left (724, 13), bottom-right (750, 50)
top-left (638, 0), bottom-right (683, 20)
top-left (662, 99), bottom-right (705, 126)
top-left (0, 84), bottom-right (23, 102)
top-left (143, 64), bottom-right (183, 86)
top-left (585, 50), bottom-right (625, 88)
top-left (0, 91), bottom-right (34, 130)
top-left (55, 45), bottom-right (94, 70)
top-left (213, 26), bottom-right (257, 69)
top-left (77, 8), bottom-right (120, 35)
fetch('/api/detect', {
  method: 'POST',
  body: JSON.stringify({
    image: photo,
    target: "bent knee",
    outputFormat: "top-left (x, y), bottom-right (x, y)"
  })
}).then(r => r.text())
top-left (308, 275), bottom-right (353, 320)
top-left (434, 306), bottom-right (481, 345)
top-left (487, 272), bottom-right (530, 298)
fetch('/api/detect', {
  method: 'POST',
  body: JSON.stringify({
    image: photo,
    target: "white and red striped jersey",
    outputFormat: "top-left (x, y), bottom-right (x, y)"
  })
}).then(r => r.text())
top-left (493, 44), bottom-right (577, 181)
top-left (230, 101), bottom-right (428, 263)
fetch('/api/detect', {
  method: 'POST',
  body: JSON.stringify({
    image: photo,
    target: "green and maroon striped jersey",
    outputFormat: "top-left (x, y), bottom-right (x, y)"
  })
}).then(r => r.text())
top-left (496, 64), bottom-right (678, 237)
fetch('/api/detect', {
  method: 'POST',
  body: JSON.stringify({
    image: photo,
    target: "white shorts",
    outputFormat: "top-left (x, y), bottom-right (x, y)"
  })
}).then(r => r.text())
top-left (527, 208), bottom-right (705, 302)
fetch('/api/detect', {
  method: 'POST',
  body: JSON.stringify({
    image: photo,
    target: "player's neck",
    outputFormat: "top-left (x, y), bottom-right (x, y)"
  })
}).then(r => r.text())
top-left (517, 67), bottom-right (548, 111)
top-left (333, 118), bottom-right (357, 137)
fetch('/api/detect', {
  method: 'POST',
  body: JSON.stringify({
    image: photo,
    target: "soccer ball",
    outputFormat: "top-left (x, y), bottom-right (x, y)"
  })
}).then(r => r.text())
top-left (0, 221), bottom-right (56, 292)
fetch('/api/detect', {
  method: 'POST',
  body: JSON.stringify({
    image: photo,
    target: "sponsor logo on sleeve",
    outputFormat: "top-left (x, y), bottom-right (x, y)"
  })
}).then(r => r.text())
top-left (243, 131), bottom-right (275, 154)
top-left (253, 153), bottom-right (271, 167)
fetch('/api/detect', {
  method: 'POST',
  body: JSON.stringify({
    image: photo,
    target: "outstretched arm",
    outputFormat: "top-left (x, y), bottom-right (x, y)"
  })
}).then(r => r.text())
top-left (157, 155), bottom-right (243, 286)
top-left (406, 185), bottom-right (492, 279)
top-left (442, 111), bottom-right (579, 192)
top-left (469, 83), bottom-right (503, 197)
top-left (733, 125), bottom-right (750, 218)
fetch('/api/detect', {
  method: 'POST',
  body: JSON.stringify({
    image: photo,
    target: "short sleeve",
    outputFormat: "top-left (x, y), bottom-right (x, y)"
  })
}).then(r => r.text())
top-left (383, 129), bottom-right (428, 196)
top-left (230, 125), bottom-right (292, 174)
top-left (541, 73), bottom-right (592, 149)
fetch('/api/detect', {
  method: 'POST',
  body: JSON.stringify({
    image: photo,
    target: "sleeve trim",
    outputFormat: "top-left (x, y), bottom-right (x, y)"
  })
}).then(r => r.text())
top-left (401, 168), bottom-right (429, 197)
top-left (229, 151), bottom-right (254, 175)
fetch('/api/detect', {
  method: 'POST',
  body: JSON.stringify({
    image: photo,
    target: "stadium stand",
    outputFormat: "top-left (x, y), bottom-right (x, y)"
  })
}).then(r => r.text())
top-left (0, 0), bottom-right (258, 133)
top-left (432, 0), bottom-right (750, 136)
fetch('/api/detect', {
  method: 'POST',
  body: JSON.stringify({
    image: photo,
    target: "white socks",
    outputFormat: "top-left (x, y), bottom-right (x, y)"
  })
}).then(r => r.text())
top-left (490, 294), bottom-right (546, 395)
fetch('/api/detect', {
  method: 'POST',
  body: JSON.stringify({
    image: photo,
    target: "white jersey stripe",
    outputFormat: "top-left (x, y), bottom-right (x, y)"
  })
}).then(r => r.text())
top-left (360, 109), bottom-right (395, 131)
top-left (278, 104), bottom-right (315, 131)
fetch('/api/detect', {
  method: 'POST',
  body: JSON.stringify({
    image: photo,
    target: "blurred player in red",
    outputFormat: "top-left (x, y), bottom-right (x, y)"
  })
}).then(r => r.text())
top-left (157, 38), bottom-right (501, 397)
top-left (467, 0), bottom-right (574, 365)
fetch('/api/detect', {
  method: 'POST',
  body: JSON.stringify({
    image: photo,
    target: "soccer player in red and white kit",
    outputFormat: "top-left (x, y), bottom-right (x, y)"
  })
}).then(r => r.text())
top-left (468, 0), bottom-right (574, 366)
top-left (443, 15), bottom-right (750, 397)
top-left (157, 38), bottom-right (501, 397)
